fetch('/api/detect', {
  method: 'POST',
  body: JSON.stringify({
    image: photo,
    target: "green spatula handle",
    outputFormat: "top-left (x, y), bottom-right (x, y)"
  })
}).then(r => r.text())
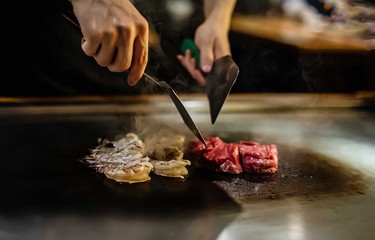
top-left (180, 38), bottom-right (200, 68)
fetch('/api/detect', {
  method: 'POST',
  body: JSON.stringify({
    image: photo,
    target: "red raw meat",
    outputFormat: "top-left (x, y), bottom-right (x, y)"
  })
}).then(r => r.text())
top-left (188, 137), bottom-right (278, 174)
top-left (238, 141), bottom-right (278, 174)
top-left (189, 137), bottom-right (242, 174)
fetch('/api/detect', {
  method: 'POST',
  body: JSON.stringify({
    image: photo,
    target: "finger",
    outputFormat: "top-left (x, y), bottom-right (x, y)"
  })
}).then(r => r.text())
top-left (94, 30), bottom-right (118, 67)
top-left (177, 55), bottom-right (187, 68)
top-left (177, 54), bottom-right (184, 62)
top-left (185, 56), bottom-right (198, 75)
top-left (81, 37), bottom-right (101, 57)
top-left (177, 54), bottom-right (192, 72)
top-left (108, 33), bottom-right (131, 72)
top-left (196, 40), bottom-right (214, 73)
top-left (188, 55), bottom-right (197, 68)
top-left (185, 49), bottom-right (192, 59)
top-left (127, 33), bottom-right (148, 86)
top-left (193, 69), bottom-right (206, 86)
top-left (177, 52), bottom-right (191, 69)
top-left (178, 56), bottom-right (205, 84)
top-left (177, 54), bottom-right (189, 68)
top-left (188, 58), bottom-right (205, 85)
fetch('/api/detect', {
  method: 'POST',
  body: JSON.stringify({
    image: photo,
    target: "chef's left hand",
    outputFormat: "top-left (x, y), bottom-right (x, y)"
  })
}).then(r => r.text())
top-left (177, 0), bottom-right (236, 86)
top-left (177, 18), bottom-right (231, 86)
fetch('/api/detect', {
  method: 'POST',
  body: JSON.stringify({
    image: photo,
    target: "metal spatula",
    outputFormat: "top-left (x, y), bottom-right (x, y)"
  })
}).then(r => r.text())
top-left (181, 39), bottom-right (239, 124)
top-left (143, 73), bottom-right (207, 147)
top-left (205, 55), bottom-right (239, 124)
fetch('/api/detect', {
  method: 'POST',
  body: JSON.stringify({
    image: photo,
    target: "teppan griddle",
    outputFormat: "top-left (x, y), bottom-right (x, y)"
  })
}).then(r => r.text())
top-left (1, 94), bottom-right (375, 240)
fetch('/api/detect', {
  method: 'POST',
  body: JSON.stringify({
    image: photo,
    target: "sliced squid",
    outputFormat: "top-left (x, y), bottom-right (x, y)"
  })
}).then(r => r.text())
top-left (144, 134), bottom-right (191, 178)
top-left (101, 162), bottom-right (154, 183)
top-left (82, 133), bottom-right (153, 184)
top-left (149, 159), bottom-right (191, 178)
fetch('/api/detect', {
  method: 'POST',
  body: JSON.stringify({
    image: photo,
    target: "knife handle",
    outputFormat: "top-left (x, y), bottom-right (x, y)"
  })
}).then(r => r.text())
top-left (180, 38), bottom-right (201, 68)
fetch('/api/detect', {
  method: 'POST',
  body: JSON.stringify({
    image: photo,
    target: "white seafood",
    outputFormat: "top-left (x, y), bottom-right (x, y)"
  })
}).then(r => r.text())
top-left (101, 162), bottom-right (153, 184)
top-left (149, 159), bottom-right (191, 178)
top-left (145, 134), bottom-right (191, 178)
top-left (83, 132), bottom-right (191, 182)
top-left (83, 133), bottom-right (153, 183)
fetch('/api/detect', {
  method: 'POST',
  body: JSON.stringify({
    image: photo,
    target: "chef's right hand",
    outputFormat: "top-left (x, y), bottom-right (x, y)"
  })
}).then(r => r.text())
top-left (71, 0), bottom-right (149, 86)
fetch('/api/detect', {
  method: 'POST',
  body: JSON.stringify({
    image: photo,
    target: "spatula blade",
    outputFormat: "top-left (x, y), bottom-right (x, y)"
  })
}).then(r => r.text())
top-left (206, 55), bottom-right (239, 124)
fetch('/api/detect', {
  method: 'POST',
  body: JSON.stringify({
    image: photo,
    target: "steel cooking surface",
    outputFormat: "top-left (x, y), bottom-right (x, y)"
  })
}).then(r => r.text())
top-left (0, 114), bottom-right (368, 211)
top-left (1, 94), bottom-right (375, 240)
top-left (0, 115), bottom-right (239, 216)
top-left (188, 143), bottom-right (367, 204)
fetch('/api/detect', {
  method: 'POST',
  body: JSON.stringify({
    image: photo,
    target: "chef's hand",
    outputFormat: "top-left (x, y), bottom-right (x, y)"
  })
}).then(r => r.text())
top-left (71, 0), bottom-right (148, 86)
top-left (177, 21), bottom-right (231, 86)
top-left (177, 0), bottom-right (236, 86)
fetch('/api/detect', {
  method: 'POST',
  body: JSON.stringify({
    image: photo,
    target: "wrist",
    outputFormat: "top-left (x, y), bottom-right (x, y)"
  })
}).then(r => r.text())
top-left (204, 0), bottom-right (236, 16)
top-left (204, 0), bottom-right (236, 29)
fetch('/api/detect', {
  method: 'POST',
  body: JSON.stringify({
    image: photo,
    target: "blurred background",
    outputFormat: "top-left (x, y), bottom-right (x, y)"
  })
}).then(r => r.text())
top-left (136, 0), bottom-right (375, 94)
top-left (2, 0), bottom-right (374, 96)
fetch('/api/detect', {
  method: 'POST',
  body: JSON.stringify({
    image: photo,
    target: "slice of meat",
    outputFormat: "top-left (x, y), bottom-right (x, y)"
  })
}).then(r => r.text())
top-left (189, 137), bottom-right (243, 174)
top-left (188, 137), bottom-right (278, 175)
top-left (187, 138), bottom-right (208, 168)
top-left (238, 141), bottom-right (278, 174)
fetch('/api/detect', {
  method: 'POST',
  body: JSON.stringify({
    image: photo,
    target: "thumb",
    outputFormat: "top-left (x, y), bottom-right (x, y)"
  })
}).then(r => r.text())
top-left (197, 41), bottom-right (214, 73)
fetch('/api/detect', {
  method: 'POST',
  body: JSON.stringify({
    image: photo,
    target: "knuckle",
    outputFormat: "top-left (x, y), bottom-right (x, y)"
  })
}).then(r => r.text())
top-left (96, 61), bottom-right (107, 67)
top-left (108, 64), bottom-right (128, 72)
top-left (137, 19), bottom-right (148, 33)
top-left (104, 28), bottom-right (117, 39)
top-left (95, 57), bottom-right (109, 67)
top-left (120, 24), bottom-right (135, 36)
top-left (84, 32), bottom-right (102, 44)
top-left (82, 46), bottom-right (96, 56)
top-left (123, 61), bottom-right (132, 71)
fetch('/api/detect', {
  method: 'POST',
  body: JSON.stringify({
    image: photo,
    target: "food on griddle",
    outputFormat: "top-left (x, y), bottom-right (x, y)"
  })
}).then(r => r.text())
top-left (238, 141), bottom-right (278, 174)
top-left (144, 135), bottom-right (191, 178)
top-left (82, 133), bottom-right (153, 184)
top-left (149, 159), bottom-right (191, 178)
top-left (82, 132), bottom-right (191, 183)
top-left (188, 137), bottom-right (278, 174)
top-left (188, 137), bottom-right (243, 174)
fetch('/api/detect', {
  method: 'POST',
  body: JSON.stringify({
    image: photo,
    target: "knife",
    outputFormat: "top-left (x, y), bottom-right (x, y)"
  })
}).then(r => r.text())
top-left (181, 38), bottom-right (239, 124)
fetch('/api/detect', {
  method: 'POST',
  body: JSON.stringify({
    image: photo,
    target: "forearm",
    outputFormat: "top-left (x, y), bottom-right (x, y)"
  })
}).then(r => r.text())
top-left (203, 0), bottom-right (236, 31)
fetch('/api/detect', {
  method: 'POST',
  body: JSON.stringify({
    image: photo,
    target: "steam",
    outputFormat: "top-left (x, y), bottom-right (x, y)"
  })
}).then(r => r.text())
top-left (299, 54), bottom-right (324, 92)
top-left (129, 116), bottom-right (188, 154)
